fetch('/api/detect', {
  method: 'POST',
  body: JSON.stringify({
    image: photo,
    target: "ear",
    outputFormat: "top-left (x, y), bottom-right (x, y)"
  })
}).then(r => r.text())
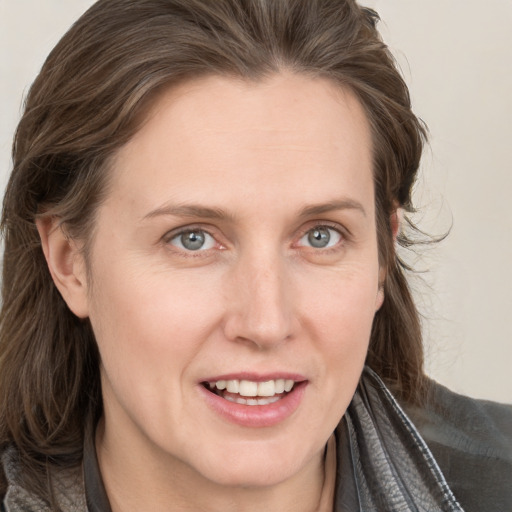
top-left (375, 274), bottom-right (385, 312)
top-left (36, 217), bottom-right (90, 318)
top-left (390, 207), bottom-right (402, 241)
top-left (375, 206), bottom-right (402, 312)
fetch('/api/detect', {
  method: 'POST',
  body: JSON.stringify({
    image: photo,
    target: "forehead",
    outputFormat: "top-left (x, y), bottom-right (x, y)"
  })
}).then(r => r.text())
top-left (107, 73), bottom-right (374, 218)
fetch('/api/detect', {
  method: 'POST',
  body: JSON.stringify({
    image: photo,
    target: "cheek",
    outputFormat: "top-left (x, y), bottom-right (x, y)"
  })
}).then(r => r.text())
top-left (87, 261), bottom-right (223, 390)
top-left (300, 266), bottom-right (379, 379)
top-left (287, 267), bottom-right (379, 446)
top-left (303, 264), bottom-right (380, 330)
top-left (87, 262), bottom-right (227, 443)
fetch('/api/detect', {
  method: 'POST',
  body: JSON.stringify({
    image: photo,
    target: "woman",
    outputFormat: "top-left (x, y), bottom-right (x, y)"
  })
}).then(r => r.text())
top-left (0, 1), bottom-right (510, 511)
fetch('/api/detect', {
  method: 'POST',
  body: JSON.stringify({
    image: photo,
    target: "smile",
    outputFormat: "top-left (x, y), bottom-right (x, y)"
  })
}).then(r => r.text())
top-left (204, 379), bottom-right (296, 406)
top-left (200, 376), bottom-right (307, 427)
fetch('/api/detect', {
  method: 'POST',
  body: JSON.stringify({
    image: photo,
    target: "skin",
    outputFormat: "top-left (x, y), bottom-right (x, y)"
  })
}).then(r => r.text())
top-left (39, 73), bottom-right (384, 511)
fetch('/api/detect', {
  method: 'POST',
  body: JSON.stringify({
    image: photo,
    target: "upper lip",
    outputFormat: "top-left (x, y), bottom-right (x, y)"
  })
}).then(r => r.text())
top-left (200, 372), bottom-right (307, 383)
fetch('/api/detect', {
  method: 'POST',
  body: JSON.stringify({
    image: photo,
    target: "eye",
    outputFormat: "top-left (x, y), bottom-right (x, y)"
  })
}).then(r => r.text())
top-left (169, 229), bottom-right (216, 251)
top-left (298, 226), bottom-right (342, 249)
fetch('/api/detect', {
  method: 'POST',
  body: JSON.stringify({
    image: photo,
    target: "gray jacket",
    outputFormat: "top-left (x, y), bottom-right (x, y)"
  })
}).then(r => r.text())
top-left (2, 367), bottom-right (511, 511)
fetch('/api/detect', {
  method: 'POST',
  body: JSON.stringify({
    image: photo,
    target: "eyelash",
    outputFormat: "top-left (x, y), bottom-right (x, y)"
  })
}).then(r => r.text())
top-left (163, 222), bottom-right (347, 256)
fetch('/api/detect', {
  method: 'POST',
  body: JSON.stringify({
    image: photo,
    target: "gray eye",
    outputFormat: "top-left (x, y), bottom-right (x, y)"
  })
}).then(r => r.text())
top-left (181, 231), bottom-right (205, 250)
top-left (299, 226), bottom-right (341, 249)
top-left (170, 230), bottom-right (215, 251)
top-left (307, 227), bottom-right (331, 248)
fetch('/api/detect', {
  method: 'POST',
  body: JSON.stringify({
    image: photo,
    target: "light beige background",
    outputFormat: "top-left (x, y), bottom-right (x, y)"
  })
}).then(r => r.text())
top-left (1, 1), bottom-right (511, 402)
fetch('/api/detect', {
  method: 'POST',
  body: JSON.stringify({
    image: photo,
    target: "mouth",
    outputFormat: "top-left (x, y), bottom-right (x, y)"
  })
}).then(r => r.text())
top-left (201, 378), bottom-right (298, 406)
top-left (199, 373), bottom-right (308, 427)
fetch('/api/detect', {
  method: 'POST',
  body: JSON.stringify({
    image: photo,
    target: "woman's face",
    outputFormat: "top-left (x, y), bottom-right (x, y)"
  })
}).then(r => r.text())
top-left (83, 73), bottom-right (383, 487)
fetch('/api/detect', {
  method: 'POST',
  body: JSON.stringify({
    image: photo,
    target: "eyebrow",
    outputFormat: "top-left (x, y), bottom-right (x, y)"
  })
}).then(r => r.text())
top-left (299, 199), bottom-right (367, 218)
top-left (142, 203), bottom-right (236, 222)
top-left (142, 197), bottom-right (366, 222)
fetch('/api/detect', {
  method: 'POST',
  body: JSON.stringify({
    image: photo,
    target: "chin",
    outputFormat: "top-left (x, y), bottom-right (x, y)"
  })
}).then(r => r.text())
top-left (200, 461), bottom-right (298, 489)
top-left (184, 439), bottom-right (318, 489)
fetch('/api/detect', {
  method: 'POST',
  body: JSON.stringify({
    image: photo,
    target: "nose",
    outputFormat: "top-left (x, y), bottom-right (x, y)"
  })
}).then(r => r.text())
top-left (222, 250), bottom-right (295, 350)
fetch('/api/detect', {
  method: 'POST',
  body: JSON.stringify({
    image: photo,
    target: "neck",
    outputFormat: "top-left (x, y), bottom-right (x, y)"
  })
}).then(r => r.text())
top-left (95, 418), bottom-right (327, 512)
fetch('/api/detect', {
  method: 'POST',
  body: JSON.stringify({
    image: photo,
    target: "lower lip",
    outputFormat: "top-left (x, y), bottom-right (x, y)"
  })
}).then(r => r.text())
top-left (199, 382), bottom-right (307, 428)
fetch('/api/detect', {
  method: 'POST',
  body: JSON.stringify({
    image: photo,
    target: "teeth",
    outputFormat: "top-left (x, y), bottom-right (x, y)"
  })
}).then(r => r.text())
top-left (239, 380), bottom-right (258, 397)
top-left (210, 378), bottom-right (298, 397)
top-left (275, 379), bottom-right (285, 393)
top-left (224, 395), bottom-right (281, 406)
top-left (257, 380), bottom-right (276, 397)
top-left (284, 379), bottom-right (294, 392)
top-left (226, 380), bottom-right (239, 393)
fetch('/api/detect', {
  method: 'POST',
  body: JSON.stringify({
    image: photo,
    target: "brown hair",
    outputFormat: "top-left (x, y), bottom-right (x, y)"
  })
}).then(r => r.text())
top-left (0, 0), bottom-right (426, 506)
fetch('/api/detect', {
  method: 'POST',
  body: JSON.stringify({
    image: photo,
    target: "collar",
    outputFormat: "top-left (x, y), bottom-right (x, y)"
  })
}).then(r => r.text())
top-left (83, 418), bottom-right (111, 512)
top-left (334, 367), bottom-right (464, 511)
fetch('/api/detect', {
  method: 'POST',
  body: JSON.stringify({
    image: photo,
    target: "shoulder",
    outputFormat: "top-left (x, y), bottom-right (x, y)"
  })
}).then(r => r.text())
top-left (0, 444), bottom-right (87, 512)
top-left (0, 445), bottom-right (48, 511)
top-left (402, 380), bottom-right (512, 512)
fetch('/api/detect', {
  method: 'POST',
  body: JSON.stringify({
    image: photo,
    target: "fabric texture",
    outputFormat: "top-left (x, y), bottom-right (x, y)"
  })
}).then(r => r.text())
top-left (2, 367), bottom-right (511, 511)
top-left (336, 368), bottom-right (464, 511)
top-left (402, 378), bottom-right (512, 512)
top-left (1, 446), bottom-right (86, 512)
